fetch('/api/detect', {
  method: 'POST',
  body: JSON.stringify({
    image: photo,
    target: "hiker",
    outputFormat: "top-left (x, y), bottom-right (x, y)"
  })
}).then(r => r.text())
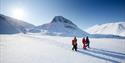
top-left (82, 37), bottom-right (86, 49)
top-left (72, 36), bottom-right (77, 51)
top-left (86, 36), bottom-right (90, 48)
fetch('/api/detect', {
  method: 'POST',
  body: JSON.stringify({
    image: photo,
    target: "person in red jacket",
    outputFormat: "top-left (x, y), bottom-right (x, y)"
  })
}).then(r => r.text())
top-left (82, 37), bottom-right (86, 49)
top-left (72, 36), bottom-right (77, 51)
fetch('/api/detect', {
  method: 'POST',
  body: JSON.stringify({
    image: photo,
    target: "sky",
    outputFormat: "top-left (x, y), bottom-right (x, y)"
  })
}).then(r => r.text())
top-left (0, 0), bottom-right (125, 30)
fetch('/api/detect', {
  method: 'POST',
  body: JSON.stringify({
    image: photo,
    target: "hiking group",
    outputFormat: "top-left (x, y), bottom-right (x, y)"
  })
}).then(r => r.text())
top-left (72, 36), bottom-right (90, 51)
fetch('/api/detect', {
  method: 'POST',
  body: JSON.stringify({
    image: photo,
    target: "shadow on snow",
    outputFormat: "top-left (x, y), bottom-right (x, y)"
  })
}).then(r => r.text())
top-left (77, 50), bottom-right (119, 63)
top-left (92, 48), bottom-right (125, 56)
top-left (77, 48), bottom-right (125, 63)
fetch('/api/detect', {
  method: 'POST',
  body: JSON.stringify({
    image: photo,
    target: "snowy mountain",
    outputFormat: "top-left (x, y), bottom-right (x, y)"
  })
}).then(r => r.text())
top-left (29, 16), bottom-right (88, 37)
top-left (0, 14), bottom-right (35, 34)
top-left (85, 22), bottom-right (125, 36)
top-left (1, 14), bottom-right (124, 38)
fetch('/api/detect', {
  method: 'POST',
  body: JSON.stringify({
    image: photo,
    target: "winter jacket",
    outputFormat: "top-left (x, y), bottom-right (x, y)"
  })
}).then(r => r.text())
top-left (82, 38), bottom-right (86, 49)
top-left (72, 39), bottom-right (77, 46)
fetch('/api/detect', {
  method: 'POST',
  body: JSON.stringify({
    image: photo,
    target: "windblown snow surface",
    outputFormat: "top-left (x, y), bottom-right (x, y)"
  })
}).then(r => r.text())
top-left (0, 34), bottom-right (125, 63)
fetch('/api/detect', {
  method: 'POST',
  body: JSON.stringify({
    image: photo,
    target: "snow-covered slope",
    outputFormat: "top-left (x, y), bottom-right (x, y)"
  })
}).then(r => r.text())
top-left (85, 22), bottom-right (125, 36)
top-left (0, 34), bottom-right (125, 63)
top-left (0, 14), bottom-right (35, 34)
top-left (29, 16), bottom-right (88, 37)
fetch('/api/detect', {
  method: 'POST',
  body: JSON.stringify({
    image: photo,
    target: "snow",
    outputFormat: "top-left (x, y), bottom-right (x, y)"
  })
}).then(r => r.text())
top-left (28, 16), bottom-right (125, 39)
top-left (85, 22), bottom-right (125, 36)
top-left (29, 16), bottom-right (88, 37)
top-left (0, 14), bottom-right (35, 34)
top-left (0, 34), bottom-right (125, 63)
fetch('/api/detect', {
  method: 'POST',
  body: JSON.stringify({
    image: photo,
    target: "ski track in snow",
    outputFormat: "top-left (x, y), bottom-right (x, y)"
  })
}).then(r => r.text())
top-left (0, 34), bottom-right (125, 63)
top-left (24, 34), bottom-right (125, 63)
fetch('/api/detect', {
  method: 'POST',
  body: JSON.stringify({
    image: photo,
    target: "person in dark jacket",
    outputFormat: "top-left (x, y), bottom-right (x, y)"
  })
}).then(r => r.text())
top-left (72, 36), bottom-right (77, 51)
top-left (82, 37), bottom-right (86, 49)
top-left (86, 36), bottom-right (90, 48)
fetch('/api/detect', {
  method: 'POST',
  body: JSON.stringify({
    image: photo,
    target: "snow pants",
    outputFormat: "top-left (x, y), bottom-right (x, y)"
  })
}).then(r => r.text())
top-left (72, 45), bottom-right (77, 51)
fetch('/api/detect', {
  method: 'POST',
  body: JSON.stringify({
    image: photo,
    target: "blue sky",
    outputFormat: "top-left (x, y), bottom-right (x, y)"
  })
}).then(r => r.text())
top-left (0, 0), bottom-right (125, 30)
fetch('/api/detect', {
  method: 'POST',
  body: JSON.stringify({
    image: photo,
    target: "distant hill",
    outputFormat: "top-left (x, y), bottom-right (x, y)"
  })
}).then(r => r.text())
top-left (85, 22), bottom-right (125, 37)
top-left (0, 14), bottom-right (35, 34)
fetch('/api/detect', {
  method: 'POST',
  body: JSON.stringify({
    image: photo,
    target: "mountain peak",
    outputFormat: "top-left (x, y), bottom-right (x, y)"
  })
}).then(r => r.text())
top-left (51, 16), bottom-right (65, 22)
top-left (51, 16), bottom-right (76, 26)
top-left (30, 16), bottom-right (88, 37)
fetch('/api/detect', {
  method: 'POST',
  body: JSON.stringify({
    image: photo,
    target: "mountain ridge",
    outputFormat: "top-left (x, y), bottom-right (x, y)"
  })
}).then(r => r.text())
top-left (85, 22), bottom-right (125, 36)
top-left (0, 14), bottom-right (35, 34)
top-left (1, 14), bottom-right (124, 39)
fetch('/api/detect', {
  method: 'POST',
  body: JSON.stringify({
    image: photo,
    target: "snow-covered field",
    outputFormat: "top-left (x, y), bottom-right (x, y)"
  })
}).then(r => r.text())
top-left (0, 34), bottom-right (125, 63)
